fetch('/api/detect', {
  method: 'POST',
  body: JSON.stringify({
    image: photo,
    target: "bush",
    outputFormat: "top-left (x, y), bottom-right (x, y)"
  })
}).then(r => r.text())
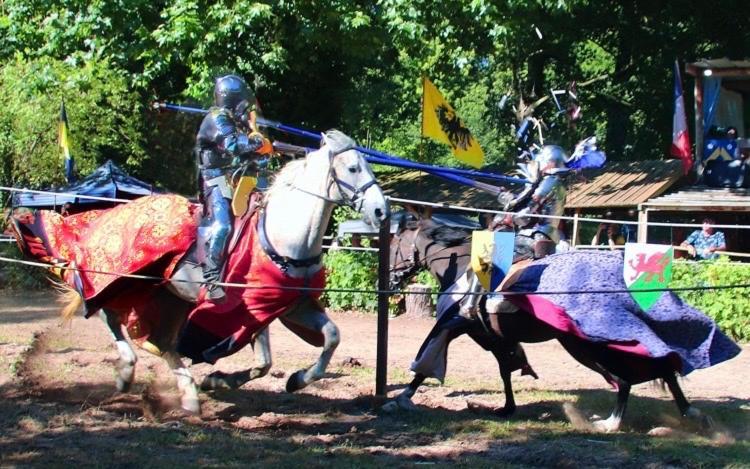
top-left (0, 56), bottom-right (150, 193)
top-left (322, 247), bottom-right (380, 313)
top-left (671, 258), bottom-right (750, 342)
top-left (0, 241), bottom-right (49, 290)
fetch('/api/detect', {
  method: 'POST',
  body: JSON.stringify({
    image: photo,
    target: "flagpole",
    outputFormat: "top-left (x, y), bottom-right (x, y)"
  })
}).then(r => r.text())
top-left (419, 76), bottom-right (426, 163)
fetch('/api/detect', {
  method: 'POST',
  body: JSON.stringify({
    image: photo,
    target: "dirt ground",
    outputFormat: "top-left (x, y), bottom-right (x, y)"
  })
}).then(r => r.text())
top-left (1, 290), bottom-right (749, 467)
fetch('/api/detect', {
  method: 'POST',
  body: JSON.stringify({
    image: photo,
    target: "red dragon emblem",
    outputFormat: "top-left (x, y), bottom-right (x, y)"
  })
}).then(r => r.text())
top-left (628, 252), bottom-right (670, 282)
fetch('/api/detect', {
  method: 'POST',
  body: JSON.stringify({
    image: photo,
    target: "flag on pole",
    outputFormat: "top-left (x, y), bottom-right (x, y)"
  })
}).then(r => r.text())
top-left (670, 60), bottom-right (692, 175)
top-left (422, 76), bottom-right (484, 168)
top-left (58, 100), bottom-right (75, 183)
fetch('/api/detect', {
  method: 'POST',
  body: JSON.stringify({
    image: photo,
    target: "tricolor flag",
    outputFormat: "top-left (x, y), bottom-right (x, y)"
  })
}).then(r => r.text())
top-left (422, 76), bottom-right (484, 168)
top-left (670, 60), bottom-right (693, 175)
top-left (624, 243), bottom-right (674, 311)
top-left (58, 100), bottom-right (75, 183)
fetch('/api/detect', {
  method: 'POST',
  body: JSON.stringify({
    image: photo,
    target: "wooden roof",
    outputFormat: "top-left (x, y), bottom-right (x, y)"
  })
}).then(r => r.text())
top-left (565, 159), bottom-right (683, 209)
top-left (378, 159), bottom-right (683, 211)
top-left (686, 58), bottom-right (750, 77)
top-left (379, 169), bottom-right (498, 209)
top-left (640, 185), bottom-right (750, 211)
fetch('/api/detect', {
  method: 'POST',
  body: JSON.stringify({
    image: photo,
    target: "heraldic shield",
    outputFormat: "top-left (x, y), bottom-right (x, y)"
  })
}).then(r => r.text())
top-left (470, 231), bottom-right (515, 291)
top-left (624, 242), bottom-right (674, 311)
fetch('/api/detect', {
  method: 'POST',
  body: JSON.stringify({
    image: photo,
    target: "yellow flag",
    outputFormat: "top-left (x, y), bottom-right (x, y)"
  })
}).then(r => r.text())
top-left (422, 76), bottom-right (484, 168)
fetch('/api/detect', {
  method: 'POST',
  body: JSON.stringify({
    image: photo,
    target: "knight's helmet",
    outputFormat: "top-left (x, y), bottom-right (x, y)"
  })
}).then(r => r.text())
top-left (534, 145), bottom-right (569, 174)
top-left (213, 74), bottom-right (255, 124)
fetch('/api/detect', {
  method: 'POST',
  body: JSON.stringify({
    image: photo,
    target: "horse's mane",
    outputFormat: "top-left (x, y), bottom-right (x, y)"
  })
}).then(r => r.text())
top-left (265, 157), bottom-right (309, 200)
top-left (418, 220), bottom-right (471, 247)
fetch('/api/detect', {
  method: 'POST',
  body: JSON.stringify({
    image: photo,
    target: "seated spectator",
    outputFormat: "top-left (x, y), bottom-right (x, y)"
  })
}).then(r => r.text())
top-left (680, 217), bottom-right (726, 260)
top-left (591, 223), bottom-right (625, 250)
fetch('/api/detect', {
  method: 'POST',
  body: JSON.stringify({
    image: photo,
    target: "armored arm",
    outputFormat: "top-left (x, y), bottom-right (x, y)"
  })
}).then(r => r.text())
top-left (215, 113), bottom-right (267, 160)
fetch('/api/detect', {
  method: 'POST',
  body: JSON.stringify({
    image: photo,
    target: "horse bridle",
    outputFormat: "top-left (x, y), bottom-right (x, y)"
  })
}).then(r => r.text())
top-left (288, 146), bottom-right (377, 212)
top-left (389, 227), bottom-right (422, 288)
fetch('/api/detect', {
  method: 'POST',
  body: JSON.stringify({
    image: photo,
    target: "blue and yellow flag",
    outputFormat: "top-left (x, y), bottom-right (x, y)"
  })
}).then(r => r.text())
top-left (470, 230), bottom-right (515, 291)
top-left (422, 76), bottom-right (484, 168)
top-left (58, 100), bottom-right (75, 183)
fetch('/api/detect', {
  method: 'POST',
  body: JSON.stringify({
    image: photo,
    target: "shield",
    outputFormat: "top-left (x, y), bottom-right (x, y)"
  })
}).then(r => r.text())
top-left (624, 243), bottom-right (674, 311)
top-left (470, 231), bottom-right (515, 291)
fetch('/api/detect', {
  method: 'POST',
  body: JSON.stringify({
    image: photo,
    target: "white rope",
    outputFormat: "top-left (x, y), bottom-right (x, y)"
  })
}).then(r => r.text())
top-left (3, 185), bottom-right (749, 231)
top-left (0, 185), bottom-right (132, 204)
top-left (2, 255), bottom-right (747, 296)
top-left (388, 196), bottom-right (750, 231)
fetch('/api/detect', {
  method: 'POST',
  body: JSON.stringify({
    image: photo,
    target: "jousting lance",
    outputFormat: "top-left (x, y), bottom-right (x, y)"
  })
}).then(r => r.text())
top-left (151, 102), bottom-right (528, 191)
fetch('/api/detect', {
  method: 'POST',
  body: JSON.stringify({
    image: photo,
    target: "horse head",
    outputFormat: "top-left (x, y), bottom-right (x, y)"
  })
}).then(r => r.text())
top-left (389, 216), bottom-right (423, 290)
top-left (389, 215), bottom-right (473, 291)
top-left (321, 130), bottom-right (389, 227)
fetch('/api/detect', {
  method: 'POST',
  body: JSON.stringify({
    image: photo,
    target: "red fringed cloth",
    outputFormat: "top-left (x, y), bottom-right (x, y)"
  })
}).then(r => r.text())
top-left (37, 195), bottom-right (199, 311)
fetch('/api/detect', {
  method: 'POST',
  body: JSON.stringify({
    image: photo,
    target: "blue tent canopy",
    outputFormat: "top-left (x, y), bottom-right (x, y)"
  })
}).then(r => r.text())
top-left (12, 160), bottom-right (158, 210)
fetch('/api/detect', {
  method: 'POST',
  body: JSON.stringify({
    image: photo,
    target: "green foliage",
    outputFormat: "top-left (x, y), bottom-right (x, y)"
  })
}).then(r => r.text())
top-left (0, 56), bottom-right (149, 191)
top-left (322, 248), bottom-right (379, 313)
top-left (672, 258), bottom-right (750, 342)
top-left (0, 242), bottom-right (48, 290)
top-left (2, 0), bottom-right (749, 176)
top-left (413, 268), bottom-right (439, 305)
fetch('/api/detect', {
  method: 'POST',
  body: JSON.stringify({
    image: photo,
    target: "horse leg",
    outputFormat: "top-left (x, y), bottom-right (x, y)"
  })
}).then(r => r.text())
top-left (163, 351), bottom-right (201, 414)
top-left (468, 325), bottom-right (538, 417)
top-left (201, 326), bottom-right (273, 390)
top-left (381, 373), bottom-right (426, 412)
top-left (281, 300), bottom-right (340, 393)
top-left (558, 338), bottom-right (633, 432)
top-left (99, 308), bottom-right (136, 393)
top-left (386, 314), bottom-right (472, 412)
top-left (591, 380), bottom-right (631, 433)
top-left (663, 372), bottom-right (712, 429)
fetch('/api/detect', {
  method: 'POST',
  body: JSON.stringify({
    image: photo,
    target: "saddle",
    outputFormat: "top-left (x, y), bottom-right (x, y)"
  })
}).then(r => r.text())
top-left (184, 190), bottom-right (264, 289)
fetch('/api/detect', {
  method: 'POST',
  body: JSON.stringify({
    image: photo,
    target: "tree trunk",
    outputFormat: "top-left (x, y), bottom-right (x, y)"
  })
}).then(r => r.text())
top-left (404, 283), bottom-right (434, 318)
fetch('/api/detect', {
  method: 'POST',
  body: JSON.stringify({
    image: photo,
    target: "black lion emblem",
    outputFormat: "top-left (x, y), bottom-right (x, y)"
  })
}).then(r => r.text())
top-left (436, 104), bottom-right (472, 151)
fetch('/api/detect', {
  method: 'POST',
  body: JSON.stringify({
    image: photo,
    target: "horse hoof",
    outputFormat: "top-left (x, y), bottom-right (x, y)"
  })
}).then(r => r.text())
top-left (685, 407), bottom-right (713, 430)
top-left (285, 370), bottom-right (306, 393)
top-left (395, 394), bottom-right (417, 411)
top-left (493, 405), bottom-right (516, 418)
top-left (200, 372), bottom-right (233, 391)
top-left (381, 401), bottom-right (400, 413)
top-left (116, 377), bottom-right (132, 393)
top-left (181, 398), bottom-right (201, 415)
top-left (591, 418), bottom-right (619, 433)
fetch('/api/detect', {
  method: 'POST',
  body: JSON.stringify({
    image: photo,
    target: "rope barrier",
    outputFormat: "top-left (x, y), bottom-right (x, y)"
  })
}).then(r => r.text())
top-left (1, 255), bottom-right (748, 297)
top-left (389, 196), bottom-right (750, 231)
top-left (3, 183), bottom-right (750, 232)
top-left (0, 185), bottom-right (132, 204)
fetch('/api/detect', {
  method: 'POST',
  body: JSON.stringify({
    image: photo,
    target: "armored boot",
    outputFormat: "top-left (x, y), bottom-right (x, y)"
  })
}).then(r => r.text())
top-left (201, 182), bottom-right (233, 303)
top-left (459, 272), bottom-right (482, 320)
top-left (203, 255), bottom-right (226, 303)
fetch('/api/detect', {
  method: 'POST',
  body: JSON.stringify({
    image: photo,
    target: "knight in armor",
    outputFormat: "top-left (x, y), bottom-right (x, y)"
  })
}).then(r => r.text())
top-left (196, 74), bottom-right (273, 302)
top-left (460, 145), bottom-right (569, 322)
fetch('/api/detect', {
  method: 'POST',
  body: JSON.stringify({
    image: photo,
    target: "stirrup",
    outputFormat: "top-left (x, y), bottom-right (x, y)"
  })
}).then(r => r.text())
top-left (205, 283), bottom-right (227, 303)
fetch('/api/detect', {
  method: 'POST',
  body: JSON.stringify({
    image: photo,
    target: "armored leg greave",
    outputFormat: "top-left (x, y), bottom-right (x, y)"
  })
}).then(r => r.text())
top-left (202, 183), bottom-right (233, 301)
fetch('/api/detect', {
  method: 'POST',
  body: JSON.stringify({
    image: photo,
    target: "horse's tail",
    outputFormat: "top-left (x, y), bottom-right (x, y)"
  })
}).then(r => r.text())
top-left (50, 279), bottom-right (83, 322)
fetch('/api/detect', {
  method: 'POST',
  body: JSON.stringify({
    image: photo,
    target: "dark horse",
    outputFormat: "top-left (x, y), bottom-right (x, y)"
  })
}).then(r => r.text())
top-left (388, 215), bottom-right (740, 432)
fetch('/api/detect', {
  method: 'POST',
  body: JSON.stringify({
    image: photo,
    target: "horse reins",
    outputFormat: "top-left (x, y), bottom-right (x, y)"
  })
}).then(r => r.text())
top-left (266, 145), bottom-right (377, 272)
top-left (286, 147), bottom-right (377, 211)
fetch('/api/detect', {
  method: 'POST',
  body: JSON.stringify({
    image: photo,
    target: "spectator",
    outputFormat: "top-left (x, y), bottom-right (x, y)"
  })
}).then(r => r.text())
top-left (591, 223), bottom-right (625, 250)
top-left (680, 217), bottom-right (726, 260)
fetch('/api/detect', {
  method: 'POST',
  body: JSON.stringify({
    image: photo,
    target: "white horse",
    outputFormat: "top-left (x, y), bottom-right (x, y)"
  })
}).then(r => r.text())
top-left (14, 130), bottom-right (389, 414)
